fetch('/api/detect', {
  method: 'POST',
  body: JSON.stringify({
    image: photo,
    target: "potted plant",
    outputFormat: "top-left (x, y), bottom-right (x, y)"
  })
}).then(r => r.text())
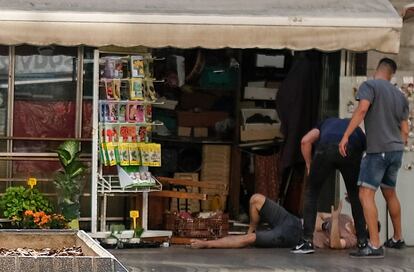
top-left (54, 140), bottom-right (88, 229)
top-left (0, 186), bottom-right (53, 227)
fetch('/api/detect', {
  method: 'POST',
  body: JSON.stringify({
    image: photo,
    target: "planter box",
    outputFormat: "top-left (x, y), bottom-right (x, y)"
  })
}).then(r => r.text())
top-left (0, 230), bottom-right (127, 272)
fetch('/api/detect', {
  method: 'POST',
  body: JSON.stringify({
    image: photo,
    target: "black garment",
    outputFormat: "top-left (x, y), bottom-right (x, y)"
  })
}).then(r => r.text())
top-left (276, 51), bottom-right (321, 169)
top-left (302, 144), bottom-right (368, 244)
top-left (255, 198), bottom-right (302, 248)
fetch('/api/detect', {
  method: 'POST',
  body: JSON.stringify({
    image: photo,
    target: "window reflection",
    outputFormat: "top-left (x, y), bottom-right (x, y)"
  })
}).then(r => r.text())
top-left (13, 46), bottom-right (77, 152)
top-left (0, 46), bottom-right (8, 140)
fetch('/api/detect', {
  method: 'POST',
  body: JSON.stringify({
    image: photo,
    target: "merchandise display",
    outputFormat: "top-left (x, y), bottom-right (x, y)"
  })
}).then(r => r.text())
top-left (98, 53), bottom-right (162, 189)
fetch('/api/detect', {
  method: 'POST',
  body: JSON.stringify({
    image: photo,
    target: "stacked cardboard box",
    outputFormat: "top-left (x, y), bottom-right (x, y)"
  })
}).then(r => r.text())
top-left (200, 145), bottom-right (231, 211)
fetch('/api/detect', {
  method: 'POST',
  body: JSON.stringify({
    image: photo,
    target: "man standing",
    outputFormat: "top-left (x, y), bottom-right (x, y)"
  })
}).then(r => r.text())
top-left (292, 118), bottom-right (368, 254)
top-left (339, 58), bottom-right (409, 258)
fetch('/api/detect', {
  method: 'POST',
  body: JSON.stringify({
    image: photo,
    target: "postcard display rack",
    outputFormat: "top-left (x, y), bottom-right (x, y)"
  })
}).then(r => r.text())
top-left (91, 49), bottom-right (172, 239)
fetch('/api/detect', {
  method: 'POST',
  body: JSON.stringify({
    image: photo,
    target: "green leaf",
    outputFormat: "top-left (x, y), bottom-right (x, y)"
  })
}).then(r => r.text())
top-left (56, 149), bottom-right (71, 166)
top-left (66, 161), bottom-right (86, 179)
top-left (58, 141), bottom-right (79, 165)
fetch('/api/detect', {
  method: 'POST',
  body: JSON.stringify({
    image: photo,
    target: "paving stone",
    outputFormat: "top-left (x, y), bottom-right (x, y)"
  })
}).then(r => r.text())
top-left (38, 257), bottom-right (54, 272)
top-left (76, 256), bottom-right (93, 272)
top-left (18, 256), bottom-right (37, 272)
top-left (0, 257), bottom-right (17, 272)
top-left (53, 257), bottom-right (74, 272)
top-left (94, 257), bottom-right (113, 272)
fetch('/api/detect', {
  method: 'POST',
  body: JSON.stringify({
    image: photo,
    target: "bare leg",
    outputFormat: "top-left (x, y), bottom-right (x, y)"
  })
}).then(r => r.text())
top-left (248, 194), bottom-right (266, 234)
top-left (329, 201), bottom-right (343, 249)
top-left (190, 233), bottom-right (256, 249)
top-left (359, 187), bottom-right (380, 247)
top-left (381, 187), bottom-right (402, 240)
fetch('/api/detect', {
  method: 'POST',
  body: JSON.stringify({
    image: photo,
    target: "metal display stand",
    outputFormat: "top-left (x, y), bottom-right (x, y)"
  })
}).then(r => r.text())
top-left (91, 49), bottom-right (171, 239)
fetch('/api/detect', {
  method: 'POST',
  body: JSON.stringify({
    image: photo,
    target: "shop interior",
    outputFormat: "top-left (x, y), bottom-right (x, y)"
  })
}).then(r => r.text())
top-left (0, 45), bottom-right (364, 233)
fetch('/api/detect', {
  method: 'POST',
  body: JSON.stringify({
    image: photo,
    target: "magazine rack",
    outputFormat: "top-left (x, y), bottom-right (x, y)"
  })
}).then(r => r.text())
top-left (91, 49), bottom-right (171, 239)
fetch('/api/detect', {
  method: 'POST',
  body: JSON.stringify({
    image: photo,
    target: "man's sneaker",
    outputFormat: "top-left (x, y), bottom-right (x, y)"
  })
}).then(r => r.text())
top-left (349, 243), bottom-right (384, 258)
top-left (291, 239), bottom-right (315, 254)
top-left (384, 238), bottom-right (405, 249)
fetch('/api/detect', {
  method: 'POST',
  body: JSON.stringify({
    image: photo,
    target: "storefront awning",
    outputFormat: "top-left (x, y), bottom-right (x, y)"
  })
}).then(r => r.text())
top-left (0, 0), bottom-right (402, 53)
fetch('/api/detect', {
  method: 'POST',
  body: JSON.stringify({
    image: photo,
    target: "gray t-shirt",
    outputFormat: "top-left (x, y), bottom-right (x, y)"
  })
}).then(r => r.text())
top-left (356, 79), bottom-right (409, 153)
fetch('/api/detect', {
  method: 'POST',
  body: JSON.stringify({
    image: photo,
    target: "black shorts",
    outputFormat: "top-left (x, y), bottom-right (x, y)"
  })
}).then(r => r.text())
top-left (254, 198), bottom-right (302, 248)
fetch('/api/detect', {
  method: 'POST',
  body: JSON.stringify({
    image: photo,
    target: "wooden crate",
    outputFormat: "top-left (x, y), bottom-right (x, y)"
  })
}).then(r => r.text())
top-left (171, 173), bottom-right (200, 213)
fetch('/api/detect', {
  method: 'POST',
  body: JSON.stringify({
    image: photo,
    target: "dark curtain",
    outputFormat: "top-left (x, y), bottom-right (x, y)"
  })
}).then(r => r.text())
top-left (276, 51), bottom-right (322, 170)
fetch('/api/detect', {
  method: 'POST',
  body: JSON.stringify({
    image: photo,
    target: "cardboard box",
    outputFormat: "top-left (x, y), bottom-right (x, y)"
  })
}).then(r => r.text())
top-left (244, 86), bottom-right (278, 100)
top-left (193, 127), bottom-right (208, 138)
top-left (240, 108), bottom-right (283, 141)
top-left (178, 126), bottom-right (192, 137)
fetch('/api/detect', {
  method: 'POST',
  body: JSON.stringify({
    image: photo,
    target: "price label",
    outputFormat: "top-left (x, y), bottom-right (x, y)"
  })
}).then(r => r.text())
top-left (130, 210), bottom-right (139, 218)
top-left (130, 210), bottom-right (139, 230)
top-left (27, 177), bottom-right (37, 188)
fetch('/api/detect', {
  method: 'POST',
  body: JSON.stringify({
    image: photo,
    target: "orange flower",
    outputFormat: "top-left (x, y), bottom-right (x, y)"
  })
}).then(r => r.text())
top-left (24, 210), bottom-right (34, 216)
top-left (39, 215), bottom-right (50, 227)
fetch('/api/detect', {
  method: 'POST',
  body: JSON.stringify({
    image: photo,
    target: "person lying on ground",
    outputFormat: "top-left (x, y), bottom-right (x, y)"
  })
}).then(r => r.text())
top-left (190, 194), bottom-right (356, 249)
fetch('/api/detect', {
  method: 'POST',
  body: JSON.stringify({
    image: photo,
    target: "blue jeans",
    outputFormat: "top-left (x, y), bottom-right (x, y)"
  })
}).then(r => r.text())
top-left (358, 151), bottom-right (403, 190)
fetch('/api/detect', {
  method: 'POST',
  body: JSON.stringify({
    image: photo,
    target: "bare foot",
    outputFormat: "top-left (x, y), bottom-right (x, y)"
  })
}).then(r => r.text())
top-left (190, 239), bottom-right (209, 249)
top-left (329, 201), bottom-right (343, 249)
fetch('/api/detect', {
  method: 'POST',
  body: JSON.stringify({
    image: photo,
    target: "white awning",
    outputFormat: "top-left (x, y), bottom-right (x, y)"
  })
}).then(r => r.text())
top-left (0, 0), bottom-right (403, 53)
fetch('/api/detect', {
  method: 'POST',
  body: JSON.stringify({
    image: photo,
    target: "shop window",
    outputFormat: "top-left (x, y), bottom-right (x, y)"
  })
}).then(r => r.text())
top-left (12, 45), bottom-right (78, 181)
top-left (0, 46), bottom-right (9, 188)
top-left (354, 53), bottom-right (368, 76)
top-left (81, 48), bottom-right (94, 153)
top-left (13, 45), bottom-right (78, 153)
top-left (0, 46), bottom-right (8, 140)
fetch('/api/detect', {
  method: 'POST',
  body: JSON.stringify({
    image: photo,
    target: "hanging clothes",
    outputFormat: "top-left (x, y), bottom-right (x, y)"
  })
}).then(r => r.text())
top-left (276, 51), bottom-right (322, 170)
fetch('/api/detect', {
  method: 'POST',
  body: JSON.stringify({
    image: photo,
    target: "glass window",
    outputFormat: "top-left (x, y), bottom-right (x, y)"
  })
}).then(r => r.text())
top-left (0, 46), bottom-right (9, 187)
top-left (13, 46), bottom-right (78, 153)
top-left (0, 46), bottom-right (8, 140)
top-left (81, 48), bottom-right (94, 153)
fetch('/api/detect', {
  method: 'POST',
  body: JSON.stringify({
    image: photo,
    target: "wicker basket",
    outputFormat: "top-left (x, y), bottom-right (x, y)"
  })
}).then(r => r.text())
top-left (164, 212), bottom-right (229, 239)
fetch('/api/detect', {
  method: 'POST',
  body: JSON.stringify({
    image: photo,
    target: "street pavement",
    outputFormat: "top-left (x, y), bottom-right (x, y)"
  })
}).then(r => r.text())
top-left (111, 246), bottom-right (414, 272)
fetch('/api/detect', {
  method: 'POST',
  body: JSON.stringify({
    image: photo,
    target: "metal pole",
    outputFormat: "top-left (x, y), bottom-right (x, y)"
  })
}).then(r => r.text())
top-left (6, 46), bottom-right (15, 187)
top-left (142, 192), bottom-right (148, 230)
top-left (91, 49), bottom-right (100, 234)
top-left (75, 46), bottom-right (85, 139)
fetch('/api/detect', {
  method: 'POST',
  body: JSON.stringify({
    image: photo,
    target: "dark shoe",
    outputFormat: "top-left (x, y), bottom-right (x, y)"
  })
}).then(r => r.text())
top-left (349, 244), bottom-right (384, 258)
top-left (291, 239), bottom-right (315, 254)
top-left (384, 238), bottom-right (405, 249)
top-left (357, 240), bottom-right (368, 249)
